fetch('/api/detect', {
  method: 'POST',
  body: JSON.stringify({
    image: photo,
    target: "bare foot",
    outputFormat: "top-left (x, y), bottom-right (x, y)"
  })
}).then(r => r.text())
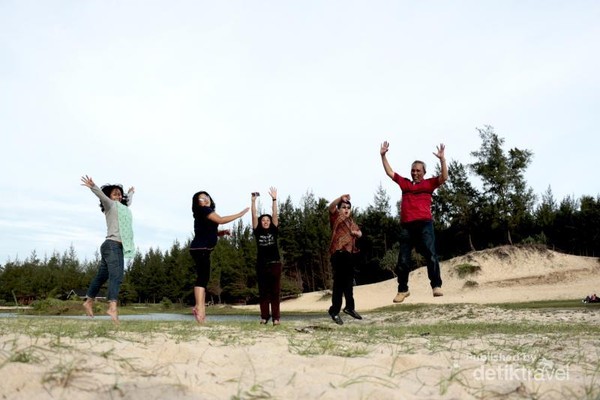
top-left (107, 307), bottom-right (119, 325)
top-left (83, 300), bottom-right (94, 318)
top-left (192, 307), bottom-right (205, 324)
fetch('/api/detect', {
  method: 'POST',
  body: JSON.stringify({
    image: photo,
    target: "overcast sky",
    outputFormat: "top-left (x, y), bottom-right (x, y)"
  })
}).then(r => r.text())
top-left (1, 1), bottom-right (599, 264)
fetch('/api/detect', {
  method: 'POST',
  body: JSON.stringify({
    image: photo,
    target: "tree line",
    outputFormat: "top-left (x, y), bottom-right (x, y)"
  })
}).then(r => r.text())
top-left (1, 126), bottom-right (599, 306)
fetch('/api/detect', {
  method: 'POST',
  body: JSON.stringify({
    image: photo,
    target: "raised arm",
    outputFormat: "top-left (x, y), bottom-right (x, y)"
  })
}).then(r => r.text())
top-left (380, 141), bottom-right (395, 179)
top-left (81, 174), bottom-right (112, 209)
top-left (269, 187), bottom-right (278, 227)
top-left (433, 143), bottom-right (448, 184)
top-left (251, 193), bottom-right (259, 229)
top-left (329, 194), bottom-right (350, 214)
top-left (126, 186), bottom-right (135, 205)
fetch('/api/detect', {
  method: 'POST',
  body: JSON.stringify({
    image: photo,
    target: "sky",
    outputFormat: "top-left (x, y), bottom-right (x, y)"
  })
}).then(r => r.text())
top-left (1, 1), bottom-right (599, 264)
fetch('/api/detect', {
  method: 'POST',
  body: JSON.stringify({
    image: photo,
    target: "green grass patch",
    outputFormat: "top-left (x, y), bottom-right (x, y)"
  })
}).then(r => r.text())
top-left (491, 299), bottom-right (595, 310)
top-left (454, 263), bottom-right (482, 278)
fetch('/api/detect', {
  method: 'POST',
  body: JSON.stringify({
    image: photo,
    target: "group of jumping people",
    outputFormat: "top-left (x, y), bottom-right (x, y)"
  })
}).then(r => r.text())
top-left (79, 141), bottom-right (448, 325)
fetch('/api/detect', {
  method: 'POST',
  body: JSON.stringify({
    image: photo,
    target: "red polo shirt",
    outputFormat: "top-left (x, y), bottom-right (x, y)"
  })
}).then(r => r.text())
top-left (393, 173), bottom-right (441, 224)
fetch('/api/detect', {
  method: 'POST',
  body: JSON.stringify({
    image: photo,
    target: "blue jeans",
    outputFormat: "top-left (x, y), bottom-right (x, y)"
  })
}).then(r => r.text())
top-left (86, 240), bottom-right (124, 302)
top-left (396, 220), bottom-right (442, 292)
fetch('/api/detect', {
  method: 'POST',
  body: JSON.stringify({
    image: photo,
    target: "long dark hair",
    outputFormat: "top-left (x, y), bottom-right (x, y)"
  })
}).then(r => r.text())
top-left (99, 184), bottom-right (128, 212)
top-left (257, 214), bottom-right (273, 228)
top-left (192, 191), bottom-right (215, 218)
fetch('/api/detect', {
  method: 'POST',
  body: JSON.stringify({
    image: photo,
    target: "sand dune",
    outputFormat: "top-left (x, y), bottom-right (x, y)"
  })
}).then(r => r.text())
top-left (272, 245), bottom-right (600, 313)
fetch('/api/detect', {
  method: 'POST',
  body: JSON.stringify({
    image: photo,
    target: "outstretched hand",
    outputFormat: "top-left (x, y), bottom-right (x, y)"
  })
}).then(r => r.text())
top-left (269, 187), bottom-right (277, 200)
top-left (380, 141), bottom-right (390, 156)
top-left (433, 143), bottom-right (446, 160)
top-left (80, 175), bottom-right (95, 188)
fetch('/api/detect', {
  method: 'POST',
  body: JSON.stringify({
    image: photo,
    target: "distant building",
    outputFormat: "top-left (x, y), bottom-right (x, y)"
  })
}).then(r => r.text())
top-left (65, 289), bottom-right (106, 301)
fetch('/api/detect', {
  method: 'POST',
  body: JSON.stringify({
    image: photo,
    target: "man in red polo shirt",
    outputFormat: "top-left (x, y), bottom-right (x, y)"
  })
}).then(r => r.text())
top-left (380, 141), bottom-right (448, 303)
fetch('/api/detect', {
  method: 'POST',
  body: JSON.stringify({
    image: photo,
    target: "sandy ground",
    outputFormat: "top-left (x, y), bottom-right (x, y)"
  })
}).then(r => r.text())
top-left (1, 246), bottom-right (600, 400)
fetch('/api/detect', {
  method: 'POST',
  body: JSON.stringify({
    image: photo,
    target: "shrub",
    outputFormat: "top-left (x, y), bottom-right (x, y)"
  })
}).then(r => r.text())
top-left (161, 297), bottom-right (173, 309)
top-left (455, 263), bottom-right (481, 279)
top-left (31, 298), bottom-right (72, 315)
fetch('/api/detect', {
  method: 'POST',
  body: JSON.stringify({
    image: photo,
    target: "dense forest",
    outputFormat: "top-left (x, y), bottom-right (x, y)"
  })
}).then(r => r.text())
top-left (1, 126), bottom-right (599, 306)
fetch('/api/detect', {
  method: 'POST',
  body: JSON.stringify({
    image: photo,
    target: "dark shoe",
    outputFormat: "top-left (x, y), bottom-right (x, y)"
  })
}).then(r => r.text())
top-left (329, 311), bottom-right (344, 325)
top-left (343, 308), bottom-right (362, 320)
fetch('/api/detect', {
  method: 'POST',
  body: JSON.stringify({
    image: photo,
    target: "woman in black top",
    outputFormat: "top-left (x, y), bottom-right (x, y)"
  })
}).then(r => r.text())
top-left (190, 191), bottom-right (249, 323)
top-left (251, 187), bottom-right (282, 325)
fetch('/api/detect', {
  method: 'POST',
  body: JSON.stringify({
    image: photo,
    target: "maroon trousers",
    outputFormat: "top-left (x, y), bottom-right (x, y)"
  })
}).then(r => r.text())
top-left (257, 262), bottom-right (282, 321)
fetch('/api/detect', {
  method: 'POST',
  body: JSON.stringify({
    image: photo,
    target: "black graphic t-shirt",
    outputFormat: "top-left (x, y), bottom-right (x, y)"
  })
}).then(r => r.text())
top-left (254, 225), bottom-right (281, 265)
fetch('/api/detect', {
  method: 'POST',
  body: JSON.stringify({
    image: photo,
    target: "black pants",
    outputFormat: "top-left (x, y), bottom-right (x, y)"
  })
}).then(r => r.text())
top-left (190, 249), bottom-right (212, 288)
top-left (328, 250), bottom-right (356, 315)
